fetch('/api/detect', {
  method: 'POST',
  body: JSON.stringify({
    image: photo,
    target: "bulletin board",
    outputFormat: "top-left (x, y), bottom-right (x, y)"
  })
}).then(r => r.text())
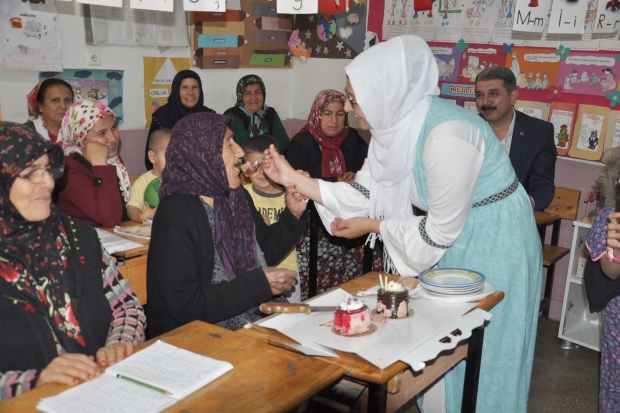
top-left (367, 0), bottom-right (620, 163)
top-left (189, 0), bottom-right (293, 69)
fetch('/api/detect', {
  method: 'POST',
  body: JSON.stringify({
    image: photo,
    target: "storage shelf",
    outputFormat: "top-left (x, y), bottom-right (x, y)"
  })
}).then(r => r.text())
top-left (560, 315), bottom-right (601, 351)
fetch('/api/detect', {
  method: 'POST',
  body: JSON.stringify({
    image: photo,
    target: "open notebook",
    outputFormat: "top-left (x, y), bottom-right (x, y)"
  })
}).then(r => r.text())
top-left (37, 340), bottom-right (234, 413)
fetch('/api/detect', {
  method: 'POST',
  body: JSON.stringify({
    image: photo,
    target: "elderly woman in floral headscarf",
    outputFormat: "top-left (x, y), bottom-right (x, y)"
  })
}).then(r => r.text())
top-left (0, 122), bottom-right (145, 402)
top-left (54, 100), bottom-right (131, 227)
top-left (285, 89), bottom-right (376, 300)
top-left (224, 74), bottom-right (289, 152)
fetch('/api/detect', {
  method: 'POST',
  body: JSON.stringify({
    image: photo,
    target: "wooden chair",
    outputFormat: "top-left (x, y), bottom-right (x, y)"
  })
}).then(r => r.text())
top-left (538, 187), bottom-right (581, 319)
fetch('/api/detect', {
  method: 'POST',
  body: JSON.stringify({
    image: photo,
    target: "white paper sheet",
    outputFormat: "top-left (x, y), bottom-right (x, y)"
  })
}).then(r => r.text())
top-left (183, 0), bottom-right (225, 12)
top-left (130, 0), bottom-right (175, 12)
top-left (0, 1), bottom-right (62, 72)
top-left (547, 0), bottom-right (589, 34)
top-left (88, 0), bottom-right (189, 47)
top-left (106, 340), bottom-right (233, 399)
top-left (94, 228), bottom-right (143, 254)
top-left (77, 0), bottom-right (123, 7)
top-left (277, 0), bottom-right (318, 14)
top-left (256, 288), bottom-right (484, 369)
top-left (37, 374), bottom-right (176, 413)
top-left (512, 0), bottom-right (552, 33)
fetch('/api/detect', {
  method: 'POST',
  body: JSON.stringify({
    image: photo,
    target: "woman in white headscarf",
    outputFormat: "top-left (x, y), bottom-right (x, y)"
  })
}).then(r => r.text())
top-left (262, 35), bottom-right (541, 413)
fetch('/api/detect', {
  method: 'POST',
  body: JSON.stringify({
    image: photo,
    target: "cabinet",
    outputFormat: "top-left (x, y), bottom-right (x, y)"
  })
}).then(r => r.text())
top-left (557, 220), bottom-right (601, 352)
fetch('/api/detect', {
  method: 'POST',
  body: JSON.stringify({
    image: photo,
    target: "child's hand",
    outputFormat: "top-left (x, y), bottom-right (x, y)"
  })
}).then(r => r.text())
top-left (142, 203), bottom-right (157, 220)
top-left (261, 213), bottom-right (271, 226)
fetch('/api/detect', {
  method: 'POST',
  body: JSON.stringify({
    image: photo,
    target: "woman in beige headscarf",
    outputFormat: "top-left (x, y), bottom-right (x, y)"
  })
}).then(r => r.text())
top-left (262, 35), bottom-right (541, 413)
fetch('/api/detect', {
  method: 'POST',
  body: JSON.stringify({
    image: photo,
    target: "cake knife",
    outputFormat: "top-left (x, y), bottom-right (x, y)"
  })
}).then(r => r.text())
top-left (259, 303), bottom-right (337, 314)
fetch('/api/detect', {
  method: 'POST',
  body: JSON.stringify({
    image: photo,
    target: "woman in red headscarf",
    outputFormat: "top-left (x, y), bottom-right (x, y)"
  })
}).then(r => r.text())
top-left (285, 89), bottom-right (380, 300)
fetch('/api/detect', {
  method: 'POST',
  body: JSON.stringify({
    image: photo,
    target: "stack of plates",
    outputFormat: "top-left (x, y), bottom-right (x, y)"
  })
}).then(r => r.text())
top-left (418, 268), bottom-right (486, 297)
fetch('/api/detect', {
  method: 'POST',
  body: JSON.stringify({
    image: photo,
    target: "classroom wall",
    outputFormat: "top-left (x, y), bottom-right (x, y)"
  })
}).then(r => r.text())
top-left (0, 2), bottom-right (605, 321)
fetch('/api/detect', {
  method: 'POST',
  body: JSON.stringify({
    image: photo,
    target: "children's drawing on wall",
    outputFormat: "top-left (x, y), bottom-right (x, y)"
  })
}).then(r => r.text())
top-left (550, 109), bottom-right (574, 148)
top-left (607, 0), bottom-right (619, 11)
top-left (506, 48), bottom-right (560, 91)
top-left (387, 0), bottom-right (398, 24)
top-left (611, 116), bottom-right (620, 148)
top-left (465, 0), bottom-right (496, 26)
top-left (438, 0), bottom-right (460, 26)
top-left (431, 46), bottom-right (461, 81)
top-left (577, 113), bottom-right (605, 151)
top-left (459, 46), bottom-right (505, 83)
top-left (584, 0), bottom-right (598, 31)
top-left (559, 54), bottom-right (620, 96)
top-left (496, 0), bottom-right (514, 26)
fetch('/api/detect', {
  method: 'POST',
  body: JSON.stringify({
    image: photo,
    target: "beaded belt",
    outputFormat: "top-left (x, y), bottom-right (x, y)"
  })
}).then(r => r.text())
top-left (419, 176), bottom-right (520, 249)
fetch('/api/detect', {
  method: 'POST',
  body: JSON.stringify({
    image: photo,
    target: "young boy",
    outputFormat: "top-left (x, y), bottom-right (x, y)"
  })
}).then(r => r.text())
top-left (127, 128), bottom-right (171, 222)
top-left (243, 135), bottom-right (301, 303)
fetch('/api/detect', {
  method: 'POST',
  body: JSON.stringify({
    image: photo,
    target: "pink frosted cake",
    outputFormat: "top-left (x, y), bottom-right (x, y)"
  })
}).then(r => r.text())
top-left (333, 299), bottom-right (371, 336)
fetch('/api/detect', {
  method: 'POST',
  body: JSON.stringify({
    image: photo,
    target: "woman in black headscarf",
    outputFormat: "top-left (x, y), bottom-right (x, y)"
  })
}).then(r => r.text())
top-left (144, 70), bottom-right (215, 169)
top-left (0, 122), bottom-right (146, 402)
top-left (147, 112), bottom-right (307, 335)
top-left (224, 74), bottom-right (289, 152)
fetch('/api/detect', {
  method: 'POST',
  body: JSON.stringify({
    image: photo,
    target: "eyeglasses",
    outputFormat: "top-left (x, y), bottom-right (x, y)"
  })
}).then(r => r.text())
top-left (17, 165), bottom-right (64, 184)
top-left (345, 92), bottom-right (357, 107)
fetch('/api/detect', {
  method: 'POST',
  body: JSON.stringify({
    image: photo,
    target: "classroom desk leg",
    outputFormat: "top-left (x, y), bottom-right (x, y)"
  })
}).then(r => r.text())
top-left (461, 326), bottom-right (485, 413)
top-left (368, 382), bottom-right (388, 413)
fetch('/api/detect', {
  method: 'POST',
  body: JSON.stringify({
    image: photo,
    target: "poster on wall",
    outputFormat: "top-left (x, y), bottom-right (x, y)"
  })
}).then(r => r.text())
top-left (568, 104), bottom-right (610, 161)
top-left (40, 69), bottom-right (125, 123)
top-left (190, 0), bottom-right (293, 69)
top-left (548, 102), bottom-right (576, 156)
top-left (592, 0), bottom-right (620, 33)
top-left (0, 0), bottom-right (62, 71)
top-left (431, 46), bottom-right (461, 82)
top-left (143, 57), bottom-right (190, 128)
top-left (559, 53), bottom-right (620, 97)
top-left (85, 0), bottom-right (189, 47)
top-left (603, 111), bottom-right (620, 150)
top-left (515, 100), bottom-right (550, 119)
top-left (511, 0), bottom-right (552, 33)
top-left (291, 0), bottom-right (367, 61)
top-left (506, 48), bottom-right (560, 90)
top-left (547, 0), bottom-right (589, 34)
top-left (459, 45), bottom-right (506, 83)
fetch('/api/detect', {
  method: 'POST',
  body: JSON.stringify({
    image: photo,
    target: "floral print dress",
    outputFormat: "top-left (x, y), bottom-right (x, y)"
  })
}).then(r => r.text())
top-left (586, 205), bottom-right (620, 413)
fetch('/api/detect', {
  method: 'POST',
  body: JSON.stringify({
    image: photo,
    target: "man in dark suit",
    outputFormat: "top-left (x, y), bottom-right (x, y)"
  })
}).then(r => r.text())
top-left (475, 66), bottom-right (557, 211)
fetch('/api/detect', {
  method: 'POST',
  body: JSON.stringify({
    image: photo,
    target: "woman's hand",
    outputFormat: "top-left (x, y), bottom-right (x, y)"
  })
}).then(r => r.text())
top-left (331, 217), bottom-right (381, 239)
top-left (284, 170), bottom-right (310, 219)
top-left (95, 342), bottom-right (134, 367)
top-left (262, 145), bottom-right (298, 187)
top-left (36, 353), bottom-right (100, 387)
top-left (82, 141), bottom-right (109, 166)
top-left (608, 212), bottom-right (620, 250)
top-left (337, 172), bottom-right (356, 183)
top-left (263, 267), bottom-right (298, 295)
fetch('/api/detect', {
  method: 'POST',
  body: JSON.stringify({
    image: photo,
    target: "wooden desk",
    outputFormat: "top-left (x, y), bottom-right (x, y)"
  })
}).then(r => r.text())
top-left (240, 272), bottom-right (504, 413)
top-left (99, 221), bottom-right (150, 304)
top-left (0, 321), bottom-right (344, 413)
top-left (534, 210), bottom-right (561, 244)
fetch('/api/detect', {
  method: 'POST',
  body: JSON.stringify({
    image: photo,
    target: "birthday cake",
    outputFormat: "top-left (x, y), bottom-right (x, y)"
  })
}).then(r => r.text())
top-left (377, 281), bottom-right (409, 318)
top-left (333, 298), bottom-right (371, 336)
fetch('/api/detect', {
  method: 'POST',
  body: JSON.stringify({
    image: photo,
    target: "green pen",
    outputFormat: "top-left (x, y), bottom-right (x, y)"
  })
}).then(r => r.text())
top-left (116, 374), bottom-right (171, 395)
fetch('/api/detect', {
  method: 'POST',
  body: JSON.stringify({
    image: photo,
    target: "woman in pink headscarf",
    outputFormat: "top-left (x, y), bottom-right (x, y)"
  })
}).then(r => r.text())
top-left (54, 100), bottom-right (131, 226)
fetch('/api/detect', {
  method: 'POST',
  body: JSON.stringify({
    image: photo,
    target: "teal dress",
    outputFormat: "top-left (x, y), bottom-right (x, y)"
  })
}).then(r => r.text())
top-left (414, 98), bottom-right (542, 412)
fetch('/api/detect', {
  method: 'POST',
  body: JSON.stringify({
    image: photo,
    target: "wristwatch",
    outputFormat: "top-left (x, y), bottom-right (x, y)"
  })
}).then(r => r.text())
top-left (606, 246), bottom-right (620, 264)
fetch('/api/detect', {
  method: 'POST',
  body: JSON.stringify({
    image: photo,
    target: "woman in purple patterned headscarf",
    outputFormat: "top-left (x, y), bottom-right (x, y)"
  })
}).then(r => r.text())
top-left (147, 112), bottom-right (309, 333)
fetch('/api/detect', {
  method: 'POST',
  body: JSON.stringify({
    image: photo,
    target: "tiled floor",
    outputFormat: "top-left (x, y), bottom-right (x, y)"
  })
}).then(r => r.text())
top-left (395, 318), bottom-right (601, 413)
